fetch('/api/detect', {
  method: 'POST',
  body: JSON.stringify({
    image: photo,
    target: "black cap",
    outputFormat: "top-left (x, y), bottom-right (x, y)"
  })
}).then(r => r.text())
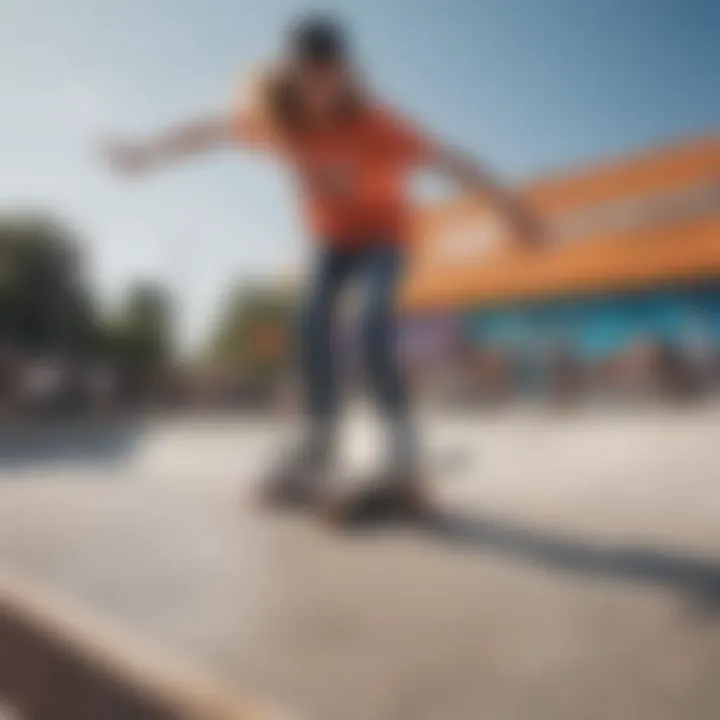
top-left (288, 15), bottom-right (349, 63)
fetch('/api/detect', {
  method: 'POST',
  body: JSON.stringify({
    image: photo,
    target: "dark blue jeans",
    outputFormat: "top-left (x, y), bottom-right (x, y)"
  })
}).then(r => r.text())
top-left (299, 242), bottom-right (407, 422)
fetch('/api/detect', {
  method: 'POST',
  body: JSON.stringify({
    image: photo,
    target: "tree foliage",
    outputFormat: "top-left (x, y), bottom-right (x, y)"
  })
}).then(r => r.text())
top-left (0, 212), bottom-right (174, 374)
top-left (208, 281), bottom-right (296, 376)
top-left (108, 280), bottom-right (174, 370)
top-left (0, 213), bottom-right (99, 353)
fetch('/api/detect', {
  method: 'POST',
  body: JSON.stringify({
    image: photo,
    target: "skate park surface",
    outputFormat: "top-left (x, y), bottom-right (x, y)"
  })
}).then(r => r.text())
top-left (1, 405), bottom-right (720, 720)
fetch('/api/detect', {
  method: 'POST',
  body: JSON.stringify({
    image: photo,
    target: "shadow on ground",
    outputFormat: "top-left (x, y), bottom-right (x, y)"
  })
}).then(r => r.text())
top-left (0, 419), bottom-right (145, 473)
top-left (418, 511), bottom-right (720, 609)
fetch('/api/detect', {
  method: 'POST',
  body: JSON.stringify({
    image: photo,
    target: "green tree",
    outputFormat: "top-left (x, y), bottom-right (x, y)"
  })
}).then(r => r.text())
top-left (0, 213), bottom-right (98, 354)
top-left (105, 280), bottom-right (175, 400)
top-left (110, 280), bottom-right (173, 367)
top-left (208, 281), bottom-right (295, 377)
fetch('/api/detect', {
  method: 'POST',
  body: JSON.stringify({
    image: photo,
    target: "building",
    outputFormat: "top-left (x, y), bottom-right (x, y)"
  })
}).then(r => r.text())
top-left (400, 133), bottom-right (720, 397)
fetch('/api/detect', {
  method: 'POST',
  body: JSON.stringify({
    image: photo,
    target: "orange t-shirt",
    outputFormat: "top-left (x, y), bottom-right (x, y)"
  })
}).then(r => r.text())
top-left (237, 103), bottom-right (437, 244)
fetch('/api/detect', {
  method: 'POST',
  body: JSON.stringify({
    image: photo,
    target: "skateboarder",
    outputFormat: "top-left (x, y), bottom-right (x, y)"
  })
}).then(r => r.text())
top-left (103, 15), bottom-right (544, 519)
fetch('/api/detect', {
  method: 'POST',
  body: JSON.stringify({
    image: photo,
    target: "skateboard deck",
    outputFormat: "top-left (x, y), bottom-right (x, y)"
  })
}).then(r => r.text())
top-left (245, 467), bottom-right (437, 528)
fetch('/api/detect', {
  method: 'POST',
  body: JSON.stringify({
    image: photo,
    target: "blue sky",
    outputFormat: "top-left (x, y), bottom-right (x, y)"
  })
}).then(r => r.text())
top-left (1, 0), bottom-right (718, 346)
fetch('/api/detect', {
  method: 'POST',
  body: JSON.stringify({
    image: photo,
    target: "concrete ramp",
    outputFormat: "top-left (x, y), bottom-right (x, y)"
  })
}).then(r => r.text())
top-left (1, 409), bottom-right (720, 719)
top-left (0, 570), bottom-right (291, 720)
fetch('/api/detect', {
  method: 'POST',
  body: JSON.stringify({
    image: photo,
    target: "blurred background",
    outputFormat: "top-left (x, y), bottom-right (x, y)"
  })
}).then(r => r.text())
top-left (1, 3), bottom-right (720, 719)
top-left (1, 0), bottom-right (718, 422)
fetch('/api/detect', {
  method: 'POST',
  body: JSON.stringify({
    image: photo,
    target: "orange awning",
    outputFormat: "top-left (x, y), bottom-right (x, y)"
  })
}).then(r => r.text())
top-left (402, 133), bottom-right (720, 311)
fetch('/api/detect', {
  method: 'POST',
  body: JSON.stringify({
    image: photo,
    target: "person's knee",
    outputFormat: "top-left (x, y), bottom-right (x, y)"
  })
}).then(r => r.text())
top-left (362, 301), bottom-right (398, 399)
top-left (363, 293), bottom-right (390, 349)
top-left (299, 289), bottom-right (332, 346)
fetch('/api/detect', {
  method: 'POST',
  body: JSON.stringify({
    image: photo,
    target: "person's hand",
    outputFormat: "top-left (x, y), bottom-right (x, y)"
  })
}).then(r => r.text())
top-left (512, 210), bottom-right (548, 251)
top-left (101, 140), bottom-right (155, 177)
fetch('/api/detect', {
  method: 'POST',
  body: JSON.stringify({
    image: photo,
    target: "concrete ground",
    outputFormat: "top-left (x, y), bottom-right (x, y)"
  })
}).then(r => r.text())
top-left (1, 405), bottom-right (720, 720)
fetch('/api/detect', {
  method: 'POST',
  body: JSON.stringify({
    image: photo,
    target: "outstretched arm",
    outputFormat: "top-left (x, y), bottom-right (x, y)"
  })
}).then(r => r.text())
top-left (102, 112), bottom-right (263, 176)
top-left (384, 103), bottom-right (545, 248)
top-left (430, 146), bottom-right (545, 248)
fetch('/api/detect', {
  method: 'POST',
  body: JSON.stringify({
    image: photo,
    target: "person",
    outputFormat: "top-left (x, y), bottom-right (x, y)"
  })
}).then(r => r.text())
top-left (103, 15), bottom-right (544, 518)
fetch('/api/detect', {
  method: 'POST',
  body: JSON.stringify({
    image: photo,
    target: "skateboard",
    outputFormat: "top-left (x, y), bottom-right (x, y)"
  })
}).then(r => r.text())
top-left (245, 443), bottom-right (469, 526)
top-left (247, 466), bottom-right (436, 528)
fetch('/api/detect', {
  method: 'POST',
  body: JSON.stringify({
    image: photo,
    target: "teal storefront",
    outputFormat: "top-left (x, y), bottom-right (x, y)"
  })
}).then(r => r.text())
top-left (461, 282), bottom-right (720, 361)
